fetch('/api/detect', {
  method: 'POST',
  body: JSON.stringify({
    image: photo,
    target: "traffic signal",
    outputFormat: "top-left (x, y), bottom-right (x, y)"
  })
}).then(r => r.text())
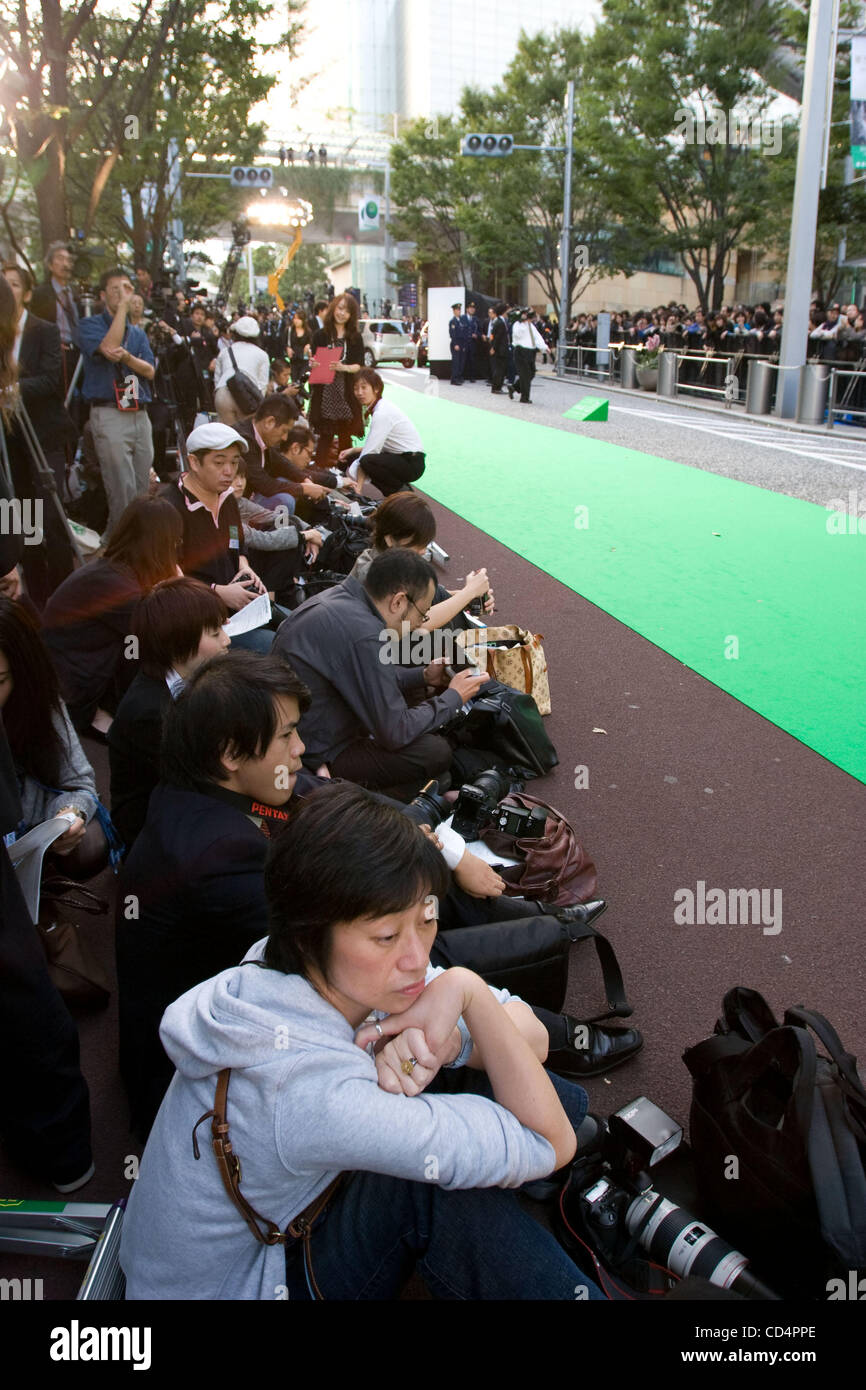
top-left (460, 133), bottom-right (514, 157)
top-left (230, 166), bottom-right (274, 188)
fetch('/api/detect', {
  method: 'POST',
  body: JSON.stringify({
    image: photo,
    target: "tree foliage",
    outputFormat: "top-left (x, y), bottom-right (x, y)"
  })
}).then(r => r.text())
top-left (0, 0), bottom-right (306, 268)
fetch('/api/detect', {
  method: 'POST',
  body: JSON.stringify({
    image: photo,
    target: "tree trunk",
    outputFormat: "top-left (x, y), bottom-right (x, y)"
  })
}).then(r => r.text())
top-left (33, 142), bottom-right (70, 250)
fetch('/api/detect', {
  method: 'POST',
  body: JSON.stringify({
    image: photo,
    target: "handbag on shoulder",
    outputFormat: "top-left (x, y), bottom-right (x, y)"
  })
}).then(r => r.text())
top-left (226, 346), bottom-right (265, 416)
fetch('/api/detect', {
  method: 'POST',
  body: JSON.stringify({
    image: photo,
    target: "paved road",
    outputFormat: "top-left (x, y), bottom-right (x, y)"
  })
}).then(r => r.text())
top-left (382, 367), bottom-right (866, 510)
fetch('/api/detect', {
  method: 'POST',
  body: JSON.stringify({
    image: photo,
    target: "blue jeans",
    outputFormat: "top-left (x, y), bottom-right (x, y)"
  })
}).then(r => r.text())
top-left (253, 491), bottom-right (295, 515)
top-left (283, 1068), bottom-right (605, 1300)
top-left (229, 627), bottom-right (273, 654)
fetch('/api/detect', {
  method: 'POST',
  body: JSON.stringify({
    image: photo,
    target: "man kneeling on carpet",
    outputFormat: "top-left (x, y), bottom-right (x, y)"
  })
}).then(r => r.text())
top-left (120, 784), bottom-right (609, 1301)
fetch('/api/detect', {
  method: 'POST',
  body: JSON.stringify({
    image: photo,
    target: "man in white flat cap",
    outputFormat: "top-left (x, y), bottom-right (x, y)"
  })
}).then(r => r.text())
top-left (160, 422), bottom-right (272, 654)
top-left (212, 315), bottom-right (271, 425)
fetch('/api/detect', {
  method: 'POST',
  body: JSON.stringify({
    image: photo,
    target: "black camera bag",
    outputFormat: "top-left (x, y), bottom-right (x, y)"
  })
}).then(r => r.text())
top-left (684, 987), bottom-right (866, 1298)
top-left (225, 346), bottom-right (265, 416)
top-left (432, 912), bottom-right (632, 1019)
top-left (452, 681), bottom-right (558, 779)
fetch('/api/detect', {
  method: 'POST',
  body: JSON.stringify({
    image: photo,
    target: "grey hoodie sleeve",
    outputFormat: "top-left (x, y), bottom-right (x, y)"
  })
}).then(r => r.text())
top-left (276, 1051), bottom-right (556, 1190)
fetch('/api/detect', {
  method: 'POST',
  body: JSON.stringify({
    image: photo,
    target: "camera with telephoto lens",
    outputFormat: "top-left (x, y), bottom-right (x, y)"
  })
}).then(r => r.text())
top-left (410, 768), bottom-right (547, 843)
top-left (560, 1097), bottom-right (779, 1300)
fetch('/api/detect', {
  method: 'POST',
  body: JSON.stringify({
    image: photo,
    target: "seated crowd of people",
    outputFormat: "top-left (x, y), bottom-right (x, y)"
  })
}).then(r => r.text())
top-left (0, 270), bottom-right (646, 1300)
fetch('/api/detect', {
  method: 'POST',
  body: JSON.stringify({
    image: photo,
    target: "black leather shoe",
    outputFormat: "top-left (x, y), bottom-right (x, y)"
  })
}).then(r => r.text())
top-left (543, 899), bottom-right (607, 929)
top-left (546, 1017), bottom-right (644, 1080)
top-left (507, 383), bottom-right (515, 399)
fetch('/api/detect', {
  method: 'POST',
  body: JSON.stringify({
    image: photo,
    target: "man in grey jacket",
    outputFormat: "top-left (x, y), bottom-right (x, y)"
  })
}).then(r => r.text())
top-left (273, 548), bottom-right (488, 798)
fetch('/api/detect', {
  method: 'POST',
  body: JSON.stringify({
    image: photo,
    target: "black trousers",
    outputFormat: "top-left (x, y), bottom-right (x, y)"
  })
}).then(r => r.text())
top-left (490, 355), bottom-right (507, 392)
top-left (0, 844), bottom-right (92, 1185)
top-left (360, 451), bottom-right (425, 497)
top-left (514, 346), bottom-right (535, 402)
top-left (330, 730), bottom-right (453, 801)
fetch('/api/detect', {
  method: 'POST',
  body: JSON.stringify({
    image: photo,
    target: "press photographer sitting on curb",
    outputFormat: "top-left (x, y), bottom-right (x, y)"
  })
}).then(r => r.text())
top-left (273, 548), bottom-right (488, 798)
top-left (119, 784), bottom-right (607, 1302)
top-left (116, 650), bottom-right (641, 1141)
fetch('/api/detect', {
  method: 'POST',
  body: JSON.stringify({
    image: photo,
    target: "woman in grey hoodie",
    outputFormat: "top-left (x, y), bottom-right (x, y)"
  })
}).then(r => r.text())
top-left (121, 783), bottom-right (603, 1301)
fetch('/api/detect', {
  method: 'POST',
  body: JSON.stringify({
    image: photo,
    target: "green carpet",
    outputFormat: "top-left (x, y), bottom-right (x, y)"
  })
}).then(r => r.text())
top-left (391, 383), bottom-right (866, 784)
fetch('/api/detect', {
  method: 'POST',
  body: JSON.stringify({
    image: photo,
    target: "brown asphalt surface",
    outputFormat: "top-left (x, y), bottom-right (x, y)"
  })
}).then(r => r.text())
top-left (2, 490), bottom-right (864, 1300)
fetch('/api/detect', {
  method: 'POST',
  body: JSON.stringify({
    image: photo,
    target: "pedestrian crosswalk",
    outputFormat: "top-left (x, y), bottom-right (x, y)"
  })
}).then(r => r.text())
top-left (610, 405), bottom-right (866, 473)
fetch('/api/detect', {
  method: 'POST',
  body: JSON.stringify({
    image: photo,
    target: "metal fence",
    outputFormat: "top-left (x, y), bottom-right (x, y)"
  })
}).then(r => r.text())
top-left (561, 342), bottom-right (866, 429)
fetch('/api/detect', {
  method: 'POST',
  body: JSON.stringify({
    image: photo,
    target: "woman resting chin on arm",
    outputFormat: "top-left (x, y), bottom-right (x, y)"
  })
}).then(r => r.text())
top-left (118, 783), bottom-right (601, 1303)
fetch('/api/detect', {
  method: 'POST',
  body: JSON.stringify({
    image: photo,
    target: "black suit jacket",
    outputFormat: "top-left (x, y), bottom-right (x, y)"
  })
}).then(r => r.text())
top-left (116, 782), bottom-right (272, 1137)
top-left (234, 417), bottom-right (334, 502)
top-left (108, 672), bottom-right (172, 854)
top-left (491, 317), bottom-right (509, 357)
top-left (18, 313), bottom-right (75, 450)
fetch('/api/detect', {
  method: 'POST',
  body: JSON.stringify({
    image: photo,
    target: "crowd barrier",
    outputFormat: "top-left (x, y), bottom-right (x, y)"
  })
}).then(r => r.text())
top-left (561, 342), bottom-right (866, 428)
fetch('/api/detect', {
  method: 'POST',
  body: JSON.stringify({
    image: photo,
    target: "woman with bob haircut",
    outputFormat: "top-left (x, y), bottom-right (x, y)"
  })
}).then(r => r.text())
top-left (41, 495), bottom-right (183, 736)
top-left (349, 491), bottom-right (495, 630)
top-left (309, 294), bottom-right (364, 465)
top-left (338, 367), bottom-right (426, 496)
top-left (119, 782), bottom-right (603, 1301)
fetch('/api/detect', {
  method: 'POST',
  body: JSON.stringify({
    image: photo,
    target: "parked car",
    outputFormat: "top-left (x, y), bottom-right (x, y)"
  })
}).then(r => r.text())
top-left (359, 319), bottom-right (417, 368)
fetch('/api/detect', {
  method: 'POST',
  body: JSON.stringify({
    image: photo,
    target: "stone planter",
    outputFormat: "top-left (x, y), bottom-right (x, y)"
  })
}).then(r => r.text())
top-left (635, 366), bottom-right (659, 391)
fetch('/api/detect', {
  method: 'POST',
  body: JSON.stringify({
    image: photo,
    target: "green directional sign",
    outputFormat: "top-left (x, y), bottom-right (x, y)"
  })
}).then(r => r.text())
top-left (564, 396), bottom-right (609, 422)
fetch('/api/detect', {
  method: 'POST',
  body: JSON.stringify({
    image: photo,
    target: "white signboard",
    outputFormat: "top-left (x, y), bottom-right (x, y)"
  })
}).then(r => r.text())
top-left (428, 286), bottom-right (464, 371)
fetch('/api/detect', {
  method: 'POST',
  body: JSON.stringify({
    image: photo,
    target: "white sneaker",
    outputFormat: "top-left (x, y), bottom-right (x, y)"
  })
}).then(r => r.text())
top-left (53, 1161), bottom-right (96, 1194)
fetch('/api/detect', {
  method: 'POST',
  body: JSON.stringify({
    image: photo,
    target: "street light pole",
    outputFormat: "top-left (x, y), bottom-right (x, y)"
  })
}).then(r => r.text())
top-left (557, 79), bottom-right (575, 378)
top-left (775, 0), bottom-right (839, 417)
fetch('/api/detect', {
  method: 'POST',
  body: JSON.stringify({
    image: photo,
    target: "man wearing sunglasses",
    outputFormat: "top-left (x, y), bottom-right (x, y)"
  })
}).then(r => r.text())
top-left (273, 548), bottom-right (488, 799)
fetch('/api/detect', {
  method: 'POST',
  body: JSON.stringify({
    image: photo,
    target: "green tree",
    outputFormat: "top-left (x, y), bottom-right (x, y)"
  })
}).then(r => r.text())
top-left (0, 0), bottom-right (306, 264)
top-left (387, 115), bottom-right (481, 286)
top-left (581, 0), bottom-right (797, 313)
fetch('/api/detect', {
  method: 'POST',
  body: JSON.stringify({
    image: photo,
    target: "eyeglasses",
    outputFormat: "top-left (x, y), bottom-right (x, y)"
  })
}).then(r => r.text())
top-left (405, 593), bottom-right (430, 622)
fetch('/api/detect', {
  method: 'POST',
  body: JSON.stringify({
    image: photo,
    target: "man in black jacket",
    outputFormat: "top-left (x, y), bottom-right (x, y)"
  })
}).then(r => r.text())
top-left (489, 304), bottom-right (510, 394)
top-left (108, 577), bottom-right (230, 853)
top-left (234, 396), bottom-right (325, 510)
top-left (1, 263), bottom-right (78, 606)
top-left (273, 548), bottom-right (490, 798)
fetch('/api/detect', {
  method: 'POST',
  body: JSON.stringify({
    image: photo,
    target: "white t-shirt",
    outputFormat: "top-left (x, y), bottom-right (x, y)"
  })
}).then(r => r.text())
top-left (213, 340), bottom-right (271, 394)
top-left (348, 399), bottom-right (423, 478)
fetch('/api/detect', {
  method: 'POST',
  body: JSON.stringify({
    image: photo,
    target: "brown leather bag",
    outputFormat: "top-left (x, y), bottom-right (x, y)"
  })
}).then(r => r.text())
top-left (192, 1068), bottom-right (344, 1300)
top-left (480, 792), bottom-right (598, 908)
top-left (37, 878), bottom-right (111, 1009)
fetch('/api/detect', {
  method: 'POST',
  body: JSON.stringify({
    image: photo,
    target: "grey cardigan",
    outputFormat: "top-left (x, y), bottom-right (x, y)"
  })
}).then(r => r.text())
top-left (16, 704), bottom-right (99, 830)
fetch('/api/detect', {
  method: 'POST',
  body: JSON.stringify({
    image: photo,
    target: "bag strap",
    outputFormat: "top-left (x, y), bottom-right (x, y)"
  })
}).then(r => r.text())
top-left (227, 344), bottom-right (239, 374)
top-left (519, 645), bottom-right (532, 694)
top-left (192, 1068), bottom-right (285, 1246)
top-left (783, 1006), bottom-right (866, 1102)
top-left (559, 917), bottom-right (633, 1021)
top-left (191, 1068), bottom-right (346, 1257)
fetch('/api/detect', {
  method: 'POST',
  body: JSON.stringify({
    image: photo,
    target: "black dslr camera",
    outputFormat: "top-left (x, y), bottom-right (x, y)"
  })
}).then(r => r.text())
top-left (411, 768), bottom-right (547, 843)
top-left (560, 1097), bottom-right (778, 1299)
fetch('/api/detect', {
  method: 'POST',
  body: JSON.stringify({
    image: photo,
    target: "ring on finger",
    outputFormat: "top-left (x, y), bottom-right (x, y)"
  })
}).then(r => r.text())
top-left (401, 1056), bottom-right (418, 1076)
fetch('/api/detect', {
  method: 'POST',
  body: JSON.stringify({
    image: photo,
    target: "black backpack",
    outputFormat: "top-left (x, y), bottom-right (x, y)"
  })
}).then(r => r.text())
top-left (684, 987), bottom-right (866, 1299)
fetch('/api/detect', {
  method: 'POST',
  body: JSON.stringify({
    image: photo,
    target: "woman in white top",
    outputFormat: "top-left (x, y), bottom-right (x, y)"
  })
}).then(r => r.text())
top-left (338, 367), bottom-right (425, 496)
top-left (212, 316), bottom-right (271, 425)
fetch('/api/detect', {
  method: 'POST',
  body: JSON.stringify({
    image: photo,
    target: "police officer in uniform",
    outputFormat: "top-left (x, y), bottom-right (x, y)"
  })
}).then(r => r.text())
top-left (448, 301), bottom-right (470, 385)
